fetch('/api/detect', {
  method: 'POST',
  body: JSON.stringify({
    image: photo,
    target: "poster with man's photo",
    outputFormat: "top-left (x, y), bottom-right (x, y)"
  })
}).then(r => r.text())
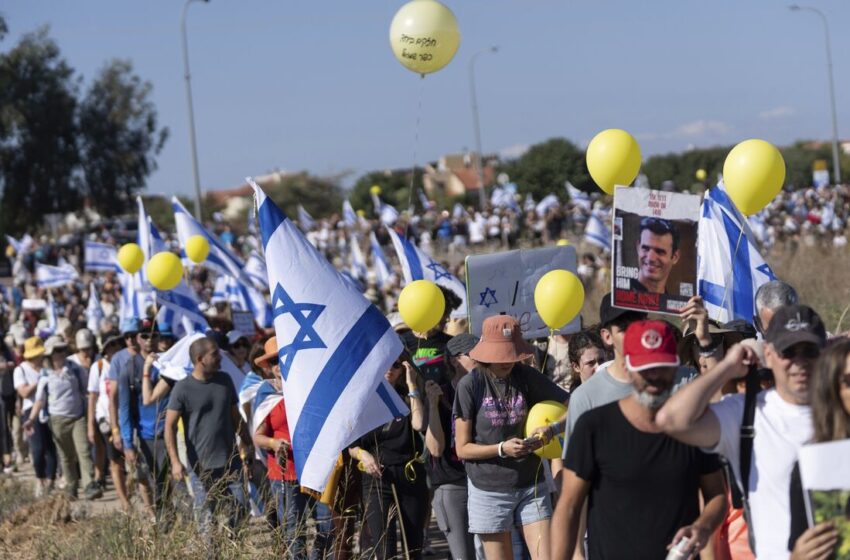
top-left (611, 186), bottom-right (701, 315)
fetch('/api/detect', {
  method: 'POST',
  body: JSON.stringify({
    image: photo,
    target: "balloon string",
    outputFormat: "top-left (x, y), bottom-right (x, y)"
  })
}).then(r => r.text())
top-left (719, 227), bottom-right (746, 312)
top-left (539, 329), bottom-right (553, 374)
top-left (404, 75), bottom-right (426, 242)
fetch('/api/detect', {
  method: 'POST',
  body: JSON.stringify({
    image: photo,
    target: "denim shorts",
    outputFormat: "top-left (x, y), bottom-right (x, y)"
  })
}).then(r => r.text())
top-left (466, 480), bottom-right (552, 534)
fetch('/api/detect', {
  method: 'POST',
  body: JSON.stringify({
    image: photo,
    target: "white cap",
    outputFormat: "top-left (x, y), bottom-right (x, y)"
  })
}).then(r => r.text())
top-left (75, 328), bottom-right (95, 350)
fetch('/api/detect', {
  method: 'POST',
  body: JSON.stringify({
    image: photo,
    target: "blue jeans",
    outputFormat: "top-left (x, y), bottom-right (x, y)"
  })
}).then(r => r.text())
top-left (188, 467), bottom-right (248, 536)
top-left (269, 480), bottom-right (332, 560)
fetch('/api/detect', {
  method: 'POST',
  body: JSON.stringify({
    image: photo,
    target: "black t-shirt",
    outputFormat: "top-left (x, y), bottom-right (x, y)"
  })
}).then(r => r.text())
top-left (565, 401), bottom-right (722, 560)
top-left (425, 382), bottom-right (466, 487)
top-left (401, 330), bottom-right (452, 385)
top-left (357, 389), bottom-right (423, 467)
top-left (453, 364), bottom-right (568, 491)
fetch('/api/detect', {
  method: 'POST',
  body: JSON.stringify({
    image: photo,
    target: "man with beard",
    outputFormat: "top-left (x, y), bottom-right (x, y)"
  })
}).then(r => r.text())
top-left (631, 217), bottom-right (680, 294)
top-left (552, 321), bottom-right (727, 560)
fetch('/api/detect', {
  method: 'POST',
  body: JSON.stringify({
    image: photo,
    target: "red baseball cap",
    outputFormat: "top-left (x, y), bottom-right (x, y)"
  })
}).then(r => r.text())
top-left (624, 320), bottom-right (680, 372)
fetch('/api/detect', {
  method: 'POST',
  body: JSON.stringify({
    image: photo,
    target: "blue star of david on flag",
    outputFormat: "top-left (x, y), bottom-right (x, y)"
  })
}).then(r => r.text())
top-left (479, 287), bottom-right (498, 308)
top-left (426, 259), bottom-right (451, 281)
top-left (271, 283), bottom-right (326, 380)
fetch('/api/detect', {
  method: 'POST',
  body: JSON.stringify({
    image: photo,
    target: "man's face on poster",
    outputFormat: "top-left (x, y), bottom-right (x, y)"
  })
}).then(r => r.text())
top-left (637, 227), bottom-right (679, 292)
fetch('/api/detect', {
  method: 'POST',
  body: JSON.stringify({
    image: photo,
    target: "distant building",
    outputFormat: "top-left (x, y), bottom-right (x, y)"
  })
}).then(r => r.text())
top-left (423, 152), bottom-right (498, 198)
top-left (206, 171), bottom-right (288, 221)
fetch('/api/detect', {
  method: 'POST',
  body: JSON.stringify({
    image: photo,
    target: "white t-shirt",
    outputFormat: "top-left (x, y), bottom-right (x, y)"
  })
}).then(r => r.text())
top-left (13, 362), bottom-right (41, 413)
top-left (87, 359), bottom-right (111, 423)
top-left (708, 389), bottom-right (812, 560)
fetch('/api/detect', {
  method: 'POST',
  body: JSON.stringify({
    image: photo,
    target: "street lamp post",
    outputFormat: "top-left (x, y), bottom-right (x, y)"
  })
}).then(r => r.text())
top-left (181, 0), bottom-right (209, 220)
top-left (469, 46), bottom-right (499, 210)
top-left (790, 4), bottom-right (842, 185)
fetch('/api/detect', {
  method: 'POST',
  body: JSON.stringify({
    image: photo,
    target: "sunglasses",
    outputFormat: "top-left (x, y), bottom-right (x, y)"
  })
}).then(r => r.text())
top-left (139, 333), bottom-right (158, 341)
top-left (266, 356), bottom-right (280, 367)
top-left (233, 340), bottom-right (250, 349)
top-left (780, 344), bottom-right (820, 361)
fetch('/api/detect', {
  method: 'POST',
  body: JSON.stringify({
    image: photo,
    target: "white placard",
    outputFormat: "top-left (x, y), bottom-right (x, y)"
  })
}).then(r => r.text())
top-left (231, 310), bottom-right (255, 335)
top-left (466, 246), bottom-right (580, 340)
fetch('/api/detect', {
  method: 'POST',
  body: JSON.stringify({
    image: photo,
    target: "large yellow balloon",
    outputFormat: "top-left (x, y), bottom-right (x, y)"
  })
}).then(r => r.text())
top-left (525, 400), bottom-right (567, 459)
top-left (117, 243), bottom-right (144, 274)
top-left (534, 270), bottom-right (584, 330)
top-left (722, 139), bottom-right (786, 216)
top-left (146, 252), bottom-right (183, 291)
top-left (586, 129), bottom-right (642, 195)
top-left (185, 235), bottom-right (210, 264)
top-left (398, 280), bottom-right (445, 333)
top-left (695, 168), bottom-right (707, 182)
top-left (389, 0), bottom-right (461, 76)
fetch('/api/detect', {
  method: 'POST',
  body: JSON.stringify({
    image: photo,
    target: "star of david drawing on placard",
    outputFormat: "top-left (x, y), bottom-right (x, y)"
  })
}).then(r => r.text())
top-left (270, 283), bottom-right (326, 380)
top-left (426, 259), bottom-right (451, 281)
top-left (479, 287), bottom-right (498, 308)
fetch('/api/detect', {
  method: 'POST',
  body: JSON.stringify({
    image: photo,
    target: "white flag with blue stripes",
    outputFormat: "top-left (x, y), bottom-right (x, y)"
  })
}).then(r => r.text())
top-left (535, 194), bottom-right (560, 217)
top-left (584, 211), bottom-right (612, 251)
top-left (35, 262), bottom-right (78, 289)
top-left (5, 234), bottom-right (33, 256)
top-left (379, 202), bottom-right (399, 226)
top-left (698, 184), bottom-right (777, 324)
top-left (566, 181), bottom-right (592, 212)
top-left (83, 241), bottom-right (119, 273)
top-left (46, 290), bottom-right (58, 335)
top-left (155, 332), bottom-right (245, 390)
top-left (250, 177), bottom-right (407, 492)
top-left (212, 274), bottom-right (273, 328)
top-left (86, 283), bottom-right (104, 335)
top-left (297, 205), bottom-right (316, 231)
top-left (369, 232), bottom-right (395, 289)
top-left (385, 227), bottom-right (468, 318)
top-left (244, 250), bottom-right (269, 291)
top-left (349, 233), bottom-right (368, 282)
top-left (342, 199), bottom-right (358, 227)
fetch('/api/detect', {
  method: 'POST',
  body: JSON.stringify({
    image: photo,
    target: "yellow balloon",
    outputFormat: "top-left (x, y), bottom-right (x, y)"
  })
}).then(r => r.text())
top-left (370, 185), bottom-right (382, 196)
top-left (534, 269), bottom-right (584, 330)
top-left (117, 243), bottom-right (144, 274)
top-left (525, 400), bottom-right (567, 459)
top-left (722, 139), bottom-right (786, 216)
top-left (556, 239), bottom-right (570, 247)
top-left (398, 280), bottom-right (445, 333)
top-left (146, 252), bottom-right (183, 291)
top-left (389, 0), bottom-right (461, 76)
top-left (695, 168), bottom-right (707, 182)
top-left (586, 129), bottom-right (642, 195)
top-left (185, 235), bottom-right (210, 264)
top-left (356, 209), bottom-right (366, 218)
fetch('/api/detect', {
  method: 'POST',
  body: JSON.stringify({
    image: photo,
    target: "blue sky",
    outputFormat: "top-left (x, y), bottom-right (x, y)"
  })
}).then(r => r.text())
top-left (4, 1), bottom-right (849, 196)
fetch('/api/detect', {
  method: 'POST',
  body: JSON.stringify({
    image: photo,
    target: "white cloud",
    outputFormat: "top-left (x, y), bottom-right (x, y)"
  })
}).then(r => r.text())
top-left (499, 143), bottom-right (530, 160)
top-left (637, 119), bottom-right (733, 142)
top-left (758, 106), bottom-right (795, 120)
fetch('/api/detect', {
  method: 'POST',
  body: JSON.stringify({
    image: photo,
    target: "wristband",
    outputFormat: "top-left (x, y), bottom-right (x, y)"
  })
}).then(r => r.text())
top-left (407, 390), bottom-right (421, 399)
top-left (698, 339), bottom-right (720, 357)
top-left (497, 441), bottom-right (506, 459)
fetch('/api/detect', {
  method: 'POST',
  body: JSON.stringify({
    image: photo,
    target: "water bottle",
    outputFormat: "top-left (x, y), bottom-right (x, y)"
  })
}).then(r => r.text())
top-left (665, 537), bottom-right (691, 560)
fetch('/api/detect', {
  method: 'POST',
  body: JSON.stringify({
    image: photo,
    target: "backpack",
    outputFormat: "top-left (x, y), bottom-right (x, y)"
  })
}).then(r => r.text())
top-left (731, 364), bottom-right (761, 555)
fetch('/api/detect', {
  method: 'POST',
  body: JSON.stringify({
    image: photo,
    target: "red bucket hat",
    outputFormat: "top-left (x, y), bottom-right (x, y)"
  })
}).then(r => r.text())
top-left (624, 320), bottom-right (680, 372)
top-left (469, 315), bottom-right (534, 364)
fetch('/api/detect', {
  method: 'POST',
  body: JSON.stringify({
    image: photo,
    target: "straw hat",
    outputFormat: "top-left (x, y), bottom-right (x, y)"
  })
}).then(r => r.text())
top-left (468, 316), bottom-right (534, 364)
top-left (23, 337), bottom-right (46, 360)
top-left (254, 336), bottom-right (278, 367)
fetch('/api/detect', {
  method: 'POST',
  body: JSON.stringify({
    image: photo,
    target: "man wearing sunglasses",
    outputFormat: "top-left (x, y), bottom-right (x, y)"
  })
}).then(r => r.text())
top-left (631, 217), bottom-right (680, 295)
top-left (657, 304), bottom-right (827, 558)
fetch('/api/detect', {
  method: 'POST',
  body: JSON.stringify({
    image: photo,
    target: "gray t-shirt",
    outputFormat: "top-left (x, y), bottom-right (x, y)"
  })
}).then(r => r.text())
top-left (34, 362), bottom-right (88, 419)
top-left (562, 362), bottom-right (697, 459)
top-left (453, 364), bottom-right (568, 491)
top-left (167, 371), bottom-right (239, 472)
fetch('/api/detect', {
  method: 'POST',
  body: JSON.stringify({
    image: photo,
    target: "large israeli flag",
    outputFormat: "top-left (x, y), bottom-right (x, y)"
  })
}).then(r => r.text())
top-left (244, 250), bottom-right (269, 291)
top-left (155, 332), bottom-right (245, 389)
top-left (35, 262), bottom-right (79, 289)
top-left (584, 211), bottom-right (612, 251)
top-left (83, 241), bottom-right (119, 273)
top-left (369, 232), bottom-right (395, 289)
top-left (698, 185), bottom-right (777, 323)
top-left (385, 227), bottom-right (467, 318)
top-left (249, 177), bottom-right (407, 492)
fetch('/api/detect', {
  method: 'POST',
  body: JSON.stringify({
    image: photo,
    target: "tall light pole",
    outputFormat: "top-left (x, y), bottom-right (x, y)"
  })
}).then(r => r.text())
top-left (181, 0), bottom-right (209, 220)
top-left (790, 4), bottom-right (842, 185)
top-left (469, 46), bottom-right (499, 210)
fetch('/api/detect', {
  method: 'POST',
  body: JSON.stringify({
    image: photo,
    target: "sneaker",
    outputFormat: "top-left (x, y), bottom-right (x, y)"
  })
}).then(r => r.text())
top-left (34, 481), bottom-right (44, 499)
top-left (84, 481), bottom-right (103, 500)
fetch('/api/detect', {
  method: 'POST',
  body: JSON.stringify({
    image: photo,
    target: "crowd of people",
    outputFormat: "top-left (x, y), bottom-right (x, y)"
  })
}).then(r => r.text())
top-left (0, 188), bottom-right (848, 560)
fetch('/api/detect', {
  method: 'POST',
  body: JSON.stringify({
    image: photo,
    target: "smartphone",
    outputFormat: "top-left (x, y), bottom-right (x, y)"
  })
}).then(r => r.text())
top-left (522, 436), bottom-right (544, 450)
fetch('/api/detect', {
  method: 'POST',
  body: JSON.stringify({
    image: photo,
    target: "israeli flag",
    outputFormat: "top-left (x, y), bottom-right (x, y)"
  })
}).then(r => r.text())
top-left (211, 274), bottom-right (273, 328)
top-left (490, 187), bottom-right (520, 212)
top-left (566, 181), bottom-right (592, 212)
top-left (369, 232), bottom-right (395, 290)
top-left (385, 227), bottom-right (468, 318)
top-left (156, 332), bottom-right (245, 389)
top-left (379, 202), bottom-right (399, 226)
top-left (86, 283), bottom-right (104, 335)
top-left (250, 380), bottom-right (284, 456)
top-left (118, 271), bottom-right (146, 323)
top-left (452, 203), bottom-right (467, 220)
top-left (239, 371), bottom-right (265, 417)
top-left (584, 211), bottom-right (612, 251)
top-left (535, 193), bottom-right (560, 217)
top-left (698, 184), bottom-right (777, 323)
top-left (524, 194), bottom-right (536, 213)
top-left (244, 250), bottom-right (269, 291)
top-left (250, 177), bottom-right (407, 492)
top-left (418, 190), bottom-right (431, 211)
top-left (297, 205), bottom-right (316, 231)
top-left (349, 233), bottom-right (368, 282)
top-left (46, 290), bottom-right (58, 335)
top-left (35, 262), bottom-right (79, 289)
top-left (342, 199), bottom-right (358, 227)
top-left (84, 241), bottom-right (119, 273)
top-left (5, 234), bottom-right (33, 256)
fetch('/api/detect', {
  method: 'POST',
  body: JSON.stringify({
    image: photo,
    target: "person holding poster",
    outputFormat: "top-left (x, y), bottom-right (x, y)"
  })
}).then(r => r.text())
top-left (611, 187), bottom-right (700, 315)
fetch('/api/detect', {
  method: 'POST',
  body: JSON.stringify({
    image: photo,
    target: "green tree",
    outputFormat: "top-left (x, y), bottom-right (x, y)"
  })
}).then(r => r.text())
top-left (264, 172), bottom-right (343, 220)
top-left (78, 59), bottom-right (168, 217)
top-left (0, 26), bottom-right (80, 235)
top-left (350, 168), bottom-right (423, 217)
top-left (498, 138), bottom-right (592, 201)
